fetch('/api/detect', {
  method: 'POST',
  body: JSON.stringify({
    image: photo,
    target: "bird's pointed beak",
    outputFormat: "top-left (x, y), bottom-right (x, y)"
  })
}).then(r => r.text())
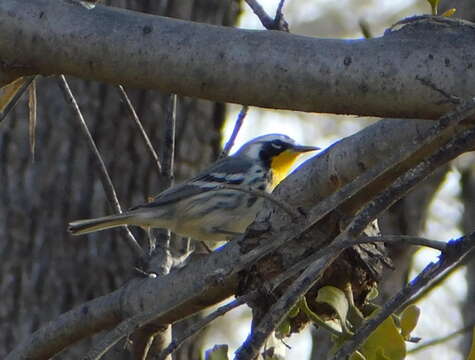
top-left (292, 145), bottom-right (321, 153)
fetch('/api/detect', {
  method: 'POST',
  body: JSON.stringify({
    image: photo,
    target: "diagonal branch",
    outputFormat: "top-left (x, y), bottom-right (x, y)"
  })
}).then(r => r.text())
top-left (0, 75), bottom-right (35, 122)
top-left (57, 75), bottom-right (144, 257)
top-left (234, 99), bottom-right (475, 359)
top-left (157, 295), bottom-right (251, 360)
top-left (7, 102), bottom-right (475, 360)
top-left (332, 231), bottom-right (475, 359)
top-left (220, 106), bottom-right (248, 158)
top-left (244, 0), bottom-right (288, 31)
top-left (116, 85), bottom-right (162, 175)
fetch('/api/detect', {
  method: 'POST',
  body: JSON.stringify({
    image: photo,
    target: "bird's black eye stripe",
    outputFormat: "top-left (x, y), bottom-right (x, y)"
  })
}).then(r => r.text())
top-left (259, 140), bottom-right (290, 163)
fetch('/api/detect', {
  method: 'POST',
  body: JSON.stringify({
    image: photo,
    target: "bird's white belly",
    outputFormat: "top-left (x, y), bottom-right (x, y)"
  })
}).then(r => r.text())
top-left (172, 194), bottom-right (264, 243)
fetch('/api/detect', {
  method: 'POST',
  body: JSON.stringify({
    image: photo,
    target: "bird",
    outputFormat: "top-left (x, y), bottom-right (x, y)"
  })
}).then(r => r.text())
top-left (68, 134), bottom-right (320, 243)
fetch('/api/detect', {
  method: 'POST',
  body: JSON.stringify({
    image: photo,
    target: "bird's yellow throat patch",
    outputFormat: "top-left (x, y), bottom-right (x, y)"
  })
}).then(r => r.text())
top-left (270, 150), bottom-right (304, 188)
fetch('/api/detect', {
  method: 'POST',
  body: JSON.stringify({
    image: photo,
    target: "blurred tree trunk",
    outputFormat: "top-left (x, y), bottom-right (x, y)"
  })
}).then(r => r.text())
top-left (438, 1), bottom-right (475, 357)
top-left (377, 166), bottom-right (448, 301)
top-left (459, 161), bottom-right (475, 356)
top-left (0, 0), bottom-right (240, 358)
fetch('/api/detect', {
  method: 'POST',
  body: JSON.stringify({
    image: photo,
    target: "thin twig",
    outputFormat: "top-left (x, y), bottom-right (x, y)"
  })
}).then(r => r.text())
top-left (151, 93), bottom-right (177, 257)
top-left (28, 78), bottom-right (37, 162)
top-left (265, 234), bottom-right (448, 295)
top-left (244, 0), bottom-right (275, 29)
top-left (408, 320), bottom-right (475, 354)
top-left (359, 19), bottom-right (373, 39)
top-left (331, 232), bottom-right (475, 360)
top-left (273, 0), bottom-right (289, 31)
top-left (220, 106), bottom-right (248, 158)
top-left (116, 85), bottom-right (162, 174)
top-left (406, 256), bottom-right (461, 306)
top-left (57, 75), bottom-right (143, 257)
top-left (83, 306), bottom-right (169, 360)
top-left (161, 94), bottom-right (176, 182)
top-left (0, 75), bottom-right (35, 122)
top-left (136, 94), bottom-right (177, 360)
top-left (157, 295), bottom-right (251, 360)
top-left (364, 235), bottom-right (447, 252)
top-left (244, 0), bottom-right (288, 31)
top-left (275, 0), bottom-right (286, 17)
top-left (211, 183), bottom-right (300, 219)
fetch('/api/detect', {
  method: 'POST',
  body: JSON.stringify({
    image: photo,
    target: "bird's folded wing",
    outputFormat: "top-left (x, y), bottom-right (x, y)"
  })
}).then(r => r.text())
top-left (131, 157), bottom-right (253, 210)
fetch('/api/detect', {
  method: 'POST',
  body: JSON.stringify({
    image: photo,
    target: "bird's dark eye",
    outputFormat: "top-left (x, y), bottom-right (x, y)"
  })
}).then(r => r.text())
top-left (271, 143), bottom-right (282, 149)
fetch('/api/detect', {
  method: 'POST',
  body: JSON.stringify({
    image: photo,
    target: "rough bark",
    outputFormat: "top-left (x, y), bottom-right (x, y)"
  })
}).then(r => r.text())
top-left (460, 163), bottom-right (475, 356)
top-left (439, 1), bottom-right (475, 356)
top-left (2, 1), bottom-right (475, 119)
top-left (0, 0), bottom-right (239, 358)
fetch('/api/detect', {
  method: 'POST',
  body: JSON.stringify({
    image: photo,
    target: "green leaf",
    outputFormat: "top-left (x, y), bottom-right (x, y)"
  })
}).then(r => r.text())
top-left (365, 287), bottom-right (379, 302)
top-left (400, 305), bottom-right (420, 338)
top-left (441, 8), bottom-right (456, 17)
top-left (300, 297), bottom-right (343, 336)
top-left (205, 344), bottom-right (229, 360)
top-left (288, 303), bottom-right (300, 318)
top-left (359, 310), bottom-right (406, 360)
top-left (375, 348), bottom-right (391, 360)
top-left (275, 319), bottom-right (291, 339)
top-left (316, 286), bottom-right (350, 333)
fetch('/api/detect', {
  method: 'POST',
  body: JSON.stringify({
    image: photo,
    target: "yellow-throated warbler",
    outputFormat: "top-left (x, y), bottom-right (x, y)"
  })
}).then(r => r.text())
top-left (68, 134), bottom-right (319, 243)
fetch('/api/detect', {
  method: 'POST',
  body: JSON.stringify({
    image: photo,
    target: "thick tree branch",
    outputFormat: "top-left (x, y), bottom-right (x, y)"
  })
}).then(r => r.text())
top-left (1, 0), bottom-right (475, 119)
top-left (7, 104), bottom-right (475, 359)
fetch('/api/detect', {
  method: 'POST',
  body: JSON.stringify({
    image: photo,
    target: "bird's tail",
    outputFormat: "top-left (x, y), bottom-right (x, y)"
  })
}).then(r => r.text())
top-left (68, 213), bottom-right (135, 235)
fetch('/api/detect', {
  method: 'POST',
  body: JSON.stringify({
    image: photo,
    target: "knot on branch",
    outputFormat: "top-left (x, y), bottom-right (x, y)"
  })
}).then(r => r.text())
top-left (385, 15), bottom-right (475, 37)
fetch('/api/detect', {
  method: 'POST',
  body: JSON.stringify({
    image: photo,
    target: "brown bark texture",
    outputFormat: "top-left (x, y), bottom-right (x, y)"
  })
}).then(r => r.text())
top-left (0, 0), bottom-right (239, 358)
top-left (439, 1), bottom-right (475, 356)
